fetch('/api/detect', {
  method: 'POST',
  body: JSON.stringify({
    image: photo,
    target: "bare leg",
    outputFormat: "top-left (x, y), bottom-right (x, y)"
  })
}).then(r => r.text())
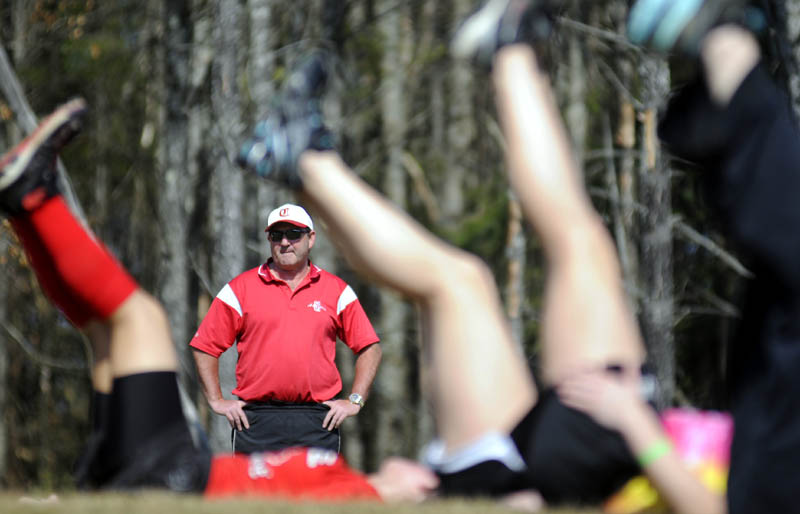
top-left (1, 100), bottom-right (204, 492)
top-left (105, 291), bottom-right (178, 376)
top-left (298, 151), bottom-right (536, 451)
top-left (85, 300), bottom-right (177, 392)
top-left (492, 45), bottom-right (645, 385)
top-left (11, 196), bottom-right (179, 379)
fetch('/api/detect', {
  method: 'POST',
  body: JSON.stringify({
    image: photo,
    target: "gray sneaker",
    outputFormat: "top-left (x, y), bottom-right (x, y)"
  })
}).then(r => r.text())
top-left (627, 0), bottom-right (751, 53)
top-left (0, 98), bottom-right (86, 216)
top-left (451, 0), bottom-right (554, 66)
top-left (237, 52), bottom-right (334, 189)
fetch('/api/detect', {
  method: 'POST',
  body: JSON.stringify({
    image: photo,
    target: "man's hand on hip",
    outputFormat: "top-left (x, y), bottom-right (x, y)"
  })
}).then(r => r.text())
top-left (210, 398), bottom-right (250, 431)
top-left (321, 399), bottom-right (360, 431)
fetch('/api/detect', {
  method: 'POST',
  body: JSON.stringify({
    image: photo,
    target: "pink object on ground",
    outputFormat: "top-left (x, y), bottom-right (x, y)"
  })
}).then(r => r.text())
top-left (661, 408), bottom-right (733, 467)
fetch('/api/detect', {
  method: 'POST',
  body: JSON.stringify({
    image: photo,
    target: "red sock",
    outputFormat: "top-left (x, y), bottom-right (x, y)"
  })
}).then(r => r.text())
top-left (11, 216), bottom-right (94, 326)
top-left (11, 196), bottom-right (138, 325)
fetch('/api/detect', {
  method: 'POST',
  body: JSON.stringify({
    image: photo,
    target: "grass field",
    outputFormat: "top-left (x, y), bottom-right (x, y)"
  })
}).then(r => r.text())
top-left (0, 491), bottom-right (606, 514)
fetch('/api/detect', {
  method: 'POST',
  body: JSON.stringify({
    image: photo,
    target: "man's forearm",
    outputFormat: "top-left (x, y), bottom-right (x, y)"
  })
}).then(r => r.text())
top-left (193, 348), bottom-right (249, 429)
top-left (351, 343), bottom-right (382, 400)
top-left (192, 348), bottom-right (225, 403)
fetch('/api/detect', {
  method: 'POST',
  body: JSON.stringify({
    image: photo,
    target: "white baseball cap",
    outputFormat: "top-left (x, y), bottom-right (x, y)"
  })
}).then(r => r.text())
top-left (265, 203), bottom-right (314, 231)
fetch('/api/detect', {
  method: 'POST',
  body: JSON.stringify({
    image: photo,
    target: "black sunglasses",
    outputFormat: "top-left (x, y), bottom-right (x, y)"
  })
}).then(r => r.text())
top-left (268, 227), bottom-right (310, 242)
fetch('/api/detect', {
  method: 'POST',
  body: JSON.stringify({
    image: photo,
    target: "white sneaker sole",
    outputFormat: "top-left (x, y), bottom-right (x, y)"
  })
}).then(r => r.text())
top-left (451, 0), bottom-right (513, 59)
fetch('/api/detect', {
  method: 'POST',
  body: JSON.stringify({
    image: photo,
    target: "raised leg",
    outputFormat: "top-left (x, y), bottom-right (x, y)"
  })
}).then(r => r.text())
top-left (0, 100), bottom-right (205, 491)
top-left (297, 151), bottom-right (536, 451)
top-left (492, 44), bottom-right (645, 386)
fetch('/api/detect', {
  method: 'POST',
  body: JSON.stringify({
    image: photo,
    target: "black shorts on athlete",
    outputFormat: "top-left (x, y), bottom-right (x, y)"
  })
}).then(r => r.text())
top-left (432, 388), bottom-right (641, 504)
top-left (76, 371), bottom-right (211, 492)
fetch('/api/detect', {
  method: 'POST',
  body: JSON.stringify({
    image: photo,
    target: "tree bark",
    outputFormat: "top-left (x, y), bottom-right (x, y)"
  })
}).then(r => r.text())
top-left (209, 0), bottom-right (246, 453)
top-left (375, 0), bottom-right (414, 467)
top-left (247, 0), bottom-right (281, 235)
top-left (611, 30), bottom-right (641, 307)
top-left (637, 56), bottom-right (674, 408)
top-left (441, 0), bottom-right (476, 226)
top-left (564, 30), bottom-right (587, 166)
top-left (786, 0), bottom-right (800, 116)
top-left (156, 0), bottom-right (196, 393)
top-left (505, 193), bottom-right (526, 347)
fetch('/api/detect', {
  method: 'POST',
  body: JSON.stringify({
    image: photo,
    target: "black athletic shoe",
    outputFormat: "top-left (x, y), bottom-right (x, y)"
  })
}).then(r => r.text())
top-left (451, 0), bottom-right (554, 66)
top-left (0, 98), bottom-right (86, 216)
top-left (627, 0), bottom-right (751, 54)
top-left (236, 53), bottom-right (334, 189)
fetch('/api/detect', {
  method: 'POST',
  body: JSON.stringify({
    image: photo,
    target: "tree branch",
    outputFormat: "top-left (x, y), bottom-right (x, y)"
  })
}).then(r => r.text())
top-left (673, 218), bottom-right (753, 278)
top-left (401, 150), bottom-right (441, 224)
top-left (1, 322), bottom-right (87, 371)
top-left (587, 184), bottom-right (753, 278)
top-left (556, 16), bottom-right (643, 52)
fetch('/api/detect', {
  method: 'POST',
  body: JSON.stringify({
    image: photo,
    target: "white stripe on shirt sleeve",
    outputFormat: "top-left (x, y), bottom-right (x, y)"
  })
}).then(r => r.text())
top-left (217, 283), bottom-right (243, 317)
top-left (337, 285), bottom-right (357, 315)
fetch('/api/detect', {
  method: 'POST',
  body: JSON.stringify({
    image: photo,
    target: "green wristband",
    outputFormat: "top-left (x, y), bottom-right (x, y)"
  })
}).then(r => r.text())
top-left (637, 438), bottom-right (672, 468)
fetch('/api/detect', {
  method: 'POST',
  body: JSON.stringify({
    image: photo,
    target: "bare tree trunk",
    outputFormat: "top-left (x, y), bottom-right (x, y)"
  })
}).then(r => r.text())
top-left (786, 0), bottom-right (800, 116)
top-left (375, 0), bottom-right (414, 467)
top-left (505, 194), bottom-right (526, 347)
top-left (637, 57), bottom-right (674, 408)
top-left (156, 0), bottom-right (196, 392)
top-left (247, 0), bottom-right (281, 234)
top-left (93, 93), bottom-right (109, 241)
top-left (564, 32), bottom-right (587, 165)
top-left (441, 0), bottom-right (476, 226)
top-left (413, 1), bottom-right (441, 452)
top-left (186, 0), bottom-right (214, 359)
top-left (37, 364), bottom-right (53, 487)
top-left (209, 0), bottom-right (246, 453)
top-left (0, 1), bottom-right (30, 481)
top-left (423, 2), bottom-right (445, 164)
top-left (611, 47), bottom-right (640, 305)
top-left (11, 0), bottom-right (27, 63)
top-left (604, 111), bottom-right (636, 295)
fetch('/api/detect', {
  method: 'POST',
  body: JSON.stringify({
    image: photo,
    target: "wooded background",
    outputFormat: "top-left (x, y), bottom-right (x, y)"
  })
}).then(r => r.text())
top-left (0, 0), bottom-right (798, 489)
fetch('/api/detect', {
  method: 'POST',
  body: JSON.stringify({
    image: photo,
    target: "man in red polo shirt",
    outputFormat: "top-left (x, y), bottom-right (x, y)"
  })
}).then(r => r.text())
top-left (190, 203), bottom-right (381, 454)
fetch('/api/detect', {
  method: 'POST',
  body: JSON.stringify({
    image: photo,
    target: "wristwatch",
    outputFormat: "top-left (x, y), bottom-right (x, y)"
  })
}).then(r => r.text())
top-left (348, 393), bottom-right (365, 408)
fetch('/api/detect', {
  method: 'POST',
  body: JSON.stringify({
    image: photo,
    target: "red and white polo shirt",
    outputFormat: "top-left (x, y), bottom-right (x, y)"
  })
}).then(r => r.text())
top-left (190, 260), bottom-right (379, 402)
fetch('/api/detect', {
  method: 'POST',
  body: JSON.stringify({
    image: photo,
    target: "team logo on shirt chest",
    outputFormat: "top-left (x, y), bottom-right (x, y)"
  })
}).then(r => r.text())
top-left (307, 300), bottom-right (326, 312)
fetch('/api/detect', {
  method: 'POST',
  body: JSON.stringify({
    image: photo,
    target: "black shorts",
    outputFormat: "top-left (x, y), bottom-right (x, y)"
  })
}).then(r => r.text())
top-left (434, 389), bottom-right (640, 504)
top-left (233, 402), bottom-right (340, 454)
top-left (77, 372), bottom-right (211, 492)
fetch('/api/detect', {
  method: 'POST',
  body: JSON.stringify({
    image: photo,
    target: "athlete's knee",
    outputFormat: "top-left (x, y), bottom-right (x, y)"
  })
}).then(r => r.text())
top-left (111, 289), bottom-right (170, 330)
top-left (440, 251), bottom-right (498, 299)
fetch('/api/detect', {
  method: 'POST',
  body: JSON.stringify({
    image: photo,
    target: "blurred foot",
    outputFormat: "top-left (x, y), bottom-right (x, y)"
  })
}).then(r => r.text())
top-left (451, 0), bottom-right (554, 66)
top-left (237, 52), bottom-right (334, 189)
top-left (627, 0), bottom-right (751, 54)
top-left (0, 98), bottom-right (86, 216)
